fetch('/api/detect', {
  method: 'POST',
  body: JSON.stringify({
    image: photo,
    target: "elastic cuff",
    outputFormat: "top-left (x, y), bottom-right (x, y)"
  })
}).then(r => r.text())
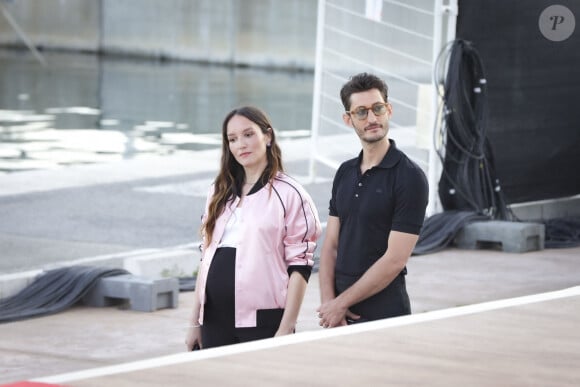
top-left (288, 265), bottom-right (312, 282)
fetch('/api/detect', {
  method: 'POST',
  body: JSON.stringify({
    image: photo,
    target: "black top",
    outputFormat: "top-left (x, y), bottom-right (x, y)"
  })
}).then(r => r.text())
top-left (329, 140), bottom-right (429, 277)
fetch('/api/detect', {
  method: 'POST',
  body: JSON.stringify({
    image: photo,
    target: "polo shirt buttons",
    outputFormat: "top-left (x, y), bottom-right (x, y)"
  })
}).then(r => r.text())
top-left (356, 181), bottom-right (362, 197)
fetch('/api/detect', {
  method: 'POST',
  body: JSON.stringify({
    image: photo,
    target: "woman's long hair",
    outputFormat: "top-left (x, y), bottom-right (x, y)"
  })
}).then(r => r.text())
top-left (202, 106), bottom-right (284, 246)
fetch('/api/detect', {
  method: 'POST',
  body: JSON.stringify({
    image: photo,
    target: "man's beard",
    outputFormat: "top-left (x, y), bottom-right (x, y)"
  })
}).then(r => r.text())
top-left (359, 123), bottom-right (387, 144)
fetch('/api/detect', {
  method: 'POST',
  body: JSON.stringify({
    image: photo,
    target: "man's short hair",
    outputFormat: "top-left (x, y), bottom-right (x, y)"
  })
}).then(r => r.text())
top-left (340, 72), bottom-right (389, 111)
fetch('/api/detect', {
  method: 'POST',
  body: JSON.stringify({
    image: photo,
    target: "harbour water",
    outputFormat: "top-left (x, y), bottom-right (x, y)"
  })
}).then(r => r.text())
top-left (0, 49), bottom-right (314, 173)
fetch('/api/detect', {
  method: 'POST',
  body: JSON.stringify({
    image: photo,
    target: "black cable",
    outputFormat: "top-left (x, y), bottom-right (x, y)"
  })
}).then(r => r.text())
top-left (435, 39), bottom-right (512, 218)
top-left (413, 210), bottom-right (490, 255)
top-left (414, 40), bottom-right (515, 255)
top-left (544, 216), bottom-right (580, 249)
top-left (0, 266), bottom-right (129, 323)
top-left (416, 40), bottom-right (580, 255)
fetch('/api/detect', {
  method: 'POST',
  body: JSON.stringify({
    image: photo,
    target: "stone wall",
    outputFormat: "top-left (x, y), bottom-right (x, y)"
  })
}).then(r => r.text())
top-left (0, 0), bottom-right (317, 70)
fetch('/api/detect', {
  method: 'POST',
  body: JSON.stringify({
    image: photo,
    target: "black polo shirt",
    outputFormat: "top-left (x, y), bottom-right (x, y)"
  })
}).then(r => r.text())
top-left (329, 140), bottom-right (428, 278)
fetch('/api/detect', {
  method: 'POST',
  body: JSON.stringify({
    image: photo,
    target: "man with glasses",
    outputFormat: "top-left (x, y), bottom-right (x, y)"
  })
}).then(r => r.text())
top-left (317, 72), bottom-right (429, 328)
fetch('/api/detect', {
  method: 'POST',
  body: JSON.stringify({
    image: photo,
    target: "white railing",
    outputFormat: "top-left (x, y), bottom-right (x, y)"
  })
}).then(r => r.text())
top-left (310, 0), bottom-right (458, 215)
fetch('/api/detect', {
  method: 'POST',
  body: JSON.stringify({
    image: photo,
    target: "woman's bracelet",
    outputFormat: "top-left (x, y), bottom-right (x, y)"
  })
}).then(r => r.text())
top-left (188, 323), bottom-right (201, 328)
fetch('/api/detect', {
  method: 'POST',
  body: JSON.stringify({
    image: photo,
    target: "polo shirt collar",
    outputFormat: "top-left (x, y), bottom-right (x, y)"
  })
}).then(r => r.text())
top-left (355, 139), bottom-right (401, 169)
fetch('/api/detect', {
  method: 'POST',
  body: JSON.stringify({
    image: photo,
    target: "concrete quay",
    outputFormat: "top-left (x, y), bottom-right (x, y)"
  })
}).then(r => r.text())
top-left (1, 246), bottom-right (579, 385)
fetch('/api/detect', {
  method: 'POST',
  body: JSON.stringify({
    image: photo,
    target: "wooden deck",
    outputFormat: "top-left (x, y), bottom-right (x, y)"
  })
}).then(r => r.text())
top-left (34, 287), bottom-right (580, 387)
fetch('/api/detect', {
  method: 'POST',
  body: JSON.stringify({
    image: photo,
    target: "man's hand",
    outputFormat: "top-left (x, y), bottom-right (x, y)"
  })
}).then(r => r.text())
top-left (317, 298), bottom-right (360, 328)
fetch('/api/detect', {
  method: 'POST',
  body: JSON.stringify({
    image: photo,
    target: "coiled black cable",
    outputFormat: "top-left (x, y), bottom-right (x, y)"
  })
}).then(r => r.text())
top-left (435, 39), bottom-right (512, 219)
top-left (413, 39), bottom-right (512, 255)
top-left (0, 266), bottom-right (129, 323)
top-left (414, 40), bottom-right (579, 254)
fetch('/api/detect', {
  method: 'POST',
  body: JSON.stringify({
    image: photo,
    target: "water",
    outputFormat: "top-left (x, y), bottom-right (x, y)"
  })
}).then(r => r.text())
top-left (0, 49), bottom-right (314, 173)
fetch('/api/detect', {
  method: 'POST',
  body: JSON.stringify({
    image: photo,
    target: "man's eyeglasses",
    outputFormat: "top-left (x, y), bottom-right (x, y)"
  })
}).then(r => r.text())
top-left (347, 102), bottom-right (389, 120)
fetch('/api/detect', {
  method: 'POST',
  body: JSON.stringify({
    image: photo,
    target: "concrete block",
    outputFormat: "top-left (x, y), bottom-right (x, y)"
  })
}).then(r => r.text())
top-left (510, 195), bottom-right (580, 221)
top-left (83, 274), bottom-right (179, 312)
top-left (123, 248), bottom-right (199, 279)
top-left (454, 220), bottom-right (545, 253)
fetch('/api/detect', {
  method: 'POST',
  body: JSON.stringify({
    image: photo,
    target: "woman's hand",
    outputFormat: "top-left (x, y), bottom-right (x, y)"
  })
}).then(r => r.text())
top-left (274, 325), bottom-right (295, 337)
top-left (185, 325), bottom-right (202, 351)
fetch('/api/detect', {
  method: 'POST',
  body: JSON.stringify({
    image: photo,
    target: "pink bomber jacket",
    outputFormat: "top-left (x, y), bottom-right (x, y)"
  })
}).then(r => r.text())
top-left (196, 172), bottom-right (322, 328)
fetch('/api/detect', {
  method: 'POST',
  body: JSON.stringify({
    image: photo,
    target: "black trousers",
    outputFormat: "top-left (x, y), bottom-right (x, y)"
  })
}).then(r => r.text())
top-left (336, 270), bottom-right (411, 323)
top-left (201, 247), bottom-right (283, 349)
